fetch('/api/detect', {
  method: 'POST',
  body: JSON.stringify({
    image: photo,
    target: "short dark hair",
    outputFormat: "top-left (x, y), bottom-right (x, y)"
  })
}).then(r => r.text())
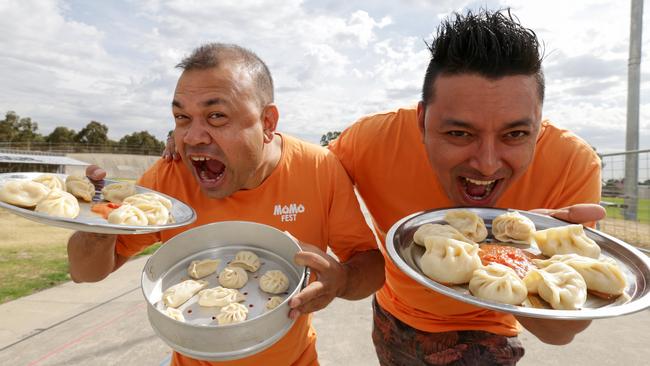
top-left (422, 9), bottom-right (544, 105)
top-left (176, 43), bottom-right (274, 106)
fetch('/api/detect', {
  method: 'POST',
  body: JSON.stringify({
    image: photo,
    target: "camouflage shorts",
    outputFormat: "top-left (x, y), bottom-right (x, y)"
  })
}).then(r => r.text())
top-left (372, 298), bottom-right (525, 366)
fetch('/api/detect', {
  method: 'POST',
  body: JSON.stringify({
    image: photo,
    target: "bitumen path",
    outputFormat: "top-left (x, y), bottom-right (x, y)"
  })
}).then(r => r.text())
top-left (0, 255), bottom-right (648, 366)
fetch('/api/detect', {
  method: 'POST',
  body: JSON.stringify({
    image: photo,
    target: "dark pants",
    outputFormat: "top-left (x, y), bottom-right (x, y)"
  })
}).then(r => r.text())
top-left (372, 298), bottom-right (525, 366)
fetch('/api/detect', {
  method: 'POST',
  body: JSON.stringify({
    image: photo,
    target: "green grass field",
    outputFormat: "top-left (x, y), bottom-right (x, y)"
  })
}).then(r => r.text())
top-left (601, 196), bottom-right (650, 223)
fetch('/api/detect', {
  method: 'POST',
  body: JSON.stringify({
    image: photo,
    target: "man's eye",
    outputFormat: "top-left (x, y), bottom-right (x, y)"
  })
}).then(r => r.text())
top-left (209, 112), bottom-right (226, 119)
top-left (447, 130), bottom-right (470, 137)
top-left (174, 115), bottom-right (189, 123)
top-left (505, 131), bottom-right (529, 139)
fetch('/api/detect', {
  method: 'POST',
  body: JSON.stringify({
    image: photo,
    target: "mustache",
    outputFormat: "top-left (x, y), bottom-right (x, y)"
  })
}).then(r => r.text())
top-left (183, 146), bottom-right (225, 159)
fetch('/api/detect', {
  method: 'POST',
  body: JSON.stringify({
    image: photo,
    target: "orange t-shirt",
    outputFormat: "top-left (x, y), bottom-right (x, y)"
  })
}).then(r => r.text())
top-left (116, 133), bottom-right (377, 366)
top-left (329, 105), bottom-right (601, 336)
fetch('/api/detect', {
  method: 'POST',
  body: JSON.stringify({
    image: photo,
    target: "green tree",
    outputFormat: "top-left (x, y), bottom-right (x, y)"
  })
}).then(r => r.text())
top-left (46, 126), bottom-right (77, 144)
top-left (74, 121), bottom-right (109, 145)
top-left (320, 131), bottom-right (341, 147)
top-left (118, 130), bottom-right (164, 153)
top-left (0, 111), bottom-right (43, 142)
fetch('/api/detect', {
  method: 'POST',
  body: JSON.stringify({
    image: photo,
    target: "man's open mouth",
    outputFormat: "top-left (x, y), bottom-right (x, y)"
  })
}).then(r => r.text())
top-left (190, 155), bottom-right (226, 186)
top-left (458, 176), bottom-right (501, 204)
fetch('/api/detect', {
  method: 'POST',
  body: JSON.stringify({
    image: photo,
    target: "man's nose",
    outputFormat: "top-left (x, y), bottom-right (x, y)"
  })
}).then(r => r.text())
top-left (469, 138), bottom-right (503, 177)
top-left (183, 120), bottom-right (211, 145)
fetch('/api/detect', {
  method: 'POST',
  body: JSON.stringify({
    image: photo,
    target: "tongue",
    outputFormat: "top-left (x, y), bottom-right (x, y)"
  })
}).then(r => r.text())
top-left (466, 182), bottom-right (488, 197)
top-left (203, 160), bottom-right (225, 179)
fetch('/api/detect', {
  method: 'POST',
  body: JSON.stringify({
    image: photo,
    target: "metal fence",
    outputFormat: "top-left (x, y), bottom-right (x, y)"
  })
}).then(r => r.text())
top-left (599, 149), bottom-right (650, 253)
top-left (0, 142), bottom-right (163, 156)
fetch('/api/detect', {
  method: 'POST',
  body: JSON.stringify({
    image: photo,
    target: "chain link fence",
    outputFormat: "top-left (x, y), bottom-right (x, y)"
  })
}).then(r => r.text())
top-left (599, 149), bottom-right (650, 253)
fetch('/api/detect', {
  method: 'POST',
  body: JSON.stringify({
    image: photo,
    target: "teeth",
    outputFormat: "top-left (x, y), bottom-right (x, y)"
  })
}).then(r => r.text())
top-left (190, 156), bottom-right (212, 161)
top-left (465, 177), bottom-right (495, 186)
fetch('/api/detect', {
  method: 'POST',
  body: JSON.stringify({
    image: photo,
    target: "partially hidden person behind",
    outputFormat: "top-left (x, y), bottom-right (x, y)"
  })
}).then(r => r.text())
top-left (327, 8), bottom-right (606, 366)
top-left (67, 43), bottom-right (384, 366)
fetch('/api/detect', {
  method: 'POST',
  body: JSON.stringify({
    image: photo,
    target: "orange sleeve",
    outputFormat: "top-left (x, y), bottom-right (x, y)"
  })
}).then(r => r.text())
top-left (115, 160), bottom-right (163, 258)
top-left (328, 121), bottom-right (358, 183)
top-left (325, 153), bottom-right (377, 262)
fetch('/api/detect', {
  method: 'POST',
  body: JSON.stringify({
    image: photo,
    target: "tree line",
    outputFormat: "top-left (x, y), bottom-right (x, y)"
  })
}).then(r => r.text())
top-left (0, 111), bottom-right (165, 154)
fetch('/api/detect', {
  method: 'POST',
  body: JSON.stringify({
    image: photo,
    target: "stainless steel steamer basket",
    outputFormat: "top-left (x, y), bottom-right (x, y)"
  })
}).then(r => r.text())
top-left (141, 221), bottom-right (307, 361)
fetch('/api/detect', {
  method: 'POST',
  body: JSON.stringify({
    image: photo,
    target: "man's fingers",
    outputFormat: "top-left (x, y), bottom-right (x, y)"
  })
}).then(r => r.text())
top-left (290, 281), bottom-right (324, 309)
top-left (85, 165), bottom-right (107, 181)
top-left (294, 251), bottom-right (330, 273)
top-left (532, 204), bottom-right (606, 224)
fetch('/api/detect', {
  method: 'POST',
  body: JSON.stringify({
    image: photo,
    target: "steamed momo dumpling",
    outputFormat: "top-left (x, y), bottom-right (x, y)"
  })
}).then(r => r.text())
top-left (123, 192), bottom-right (172, 210)
top-left (419, 236), bottom-right (482, 285)
top-left (534, 254), bottom-right (627, 296)
top-left (101, 181), bottom-right (136, 203)
top-left (198, 286), bottom-right (245, 307)
top-left (265, 296), bottom-right (284, 311)
top-left (524, 262), bottom-right (587, 310)
top-left (163, 307), bottom-right (185, 321)
top-left (162, 279), bottom-right (208, 308)
top-left (218, 266), bottom-right (248, 289)
top-left (534, 224), bottom-right (601, 259)
top-left (469, 263), bottom-right (528, 305)
top-left (35, 189), bottom-right (80, 218)
top-left (107, 204), bottom-right (148, 225)
top-left (444, 210), bottom-right (488, 242)
top-left (65, 175), bottom-right (95, 202)
top-left (229, 250), bottom-right (261, 272)
top-left (0, 180), bottom-right (50, 208)
top-left (413, 223), bottom-right (475, 246)
top-left (216, 302), bottom-right (248, 325)
top-left (187, 258), bottom-right (221, 279)
top-left (259, 270), bottom-right (290, 294)
top-left (33, 174), bottom-right (65, 191)
top-left (126, 199), bottom-right (169, 225)
top-left (491, 211), bottom-right (536, 244)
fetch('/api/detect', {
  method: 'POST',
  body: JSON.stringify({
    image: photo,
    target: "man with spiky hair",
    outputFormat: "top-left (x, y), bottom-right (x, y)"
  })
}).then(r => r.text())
top-left (329, 9), bottom-right (604, 365)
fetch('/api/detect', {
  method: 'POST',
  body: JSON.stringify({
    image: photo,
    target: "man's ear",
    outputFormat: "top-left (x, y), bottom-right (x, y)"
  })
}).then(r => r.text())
top-left (262, 103), bottom-right (279, 143)
top-left (416, 101), bottom-right (426, 143)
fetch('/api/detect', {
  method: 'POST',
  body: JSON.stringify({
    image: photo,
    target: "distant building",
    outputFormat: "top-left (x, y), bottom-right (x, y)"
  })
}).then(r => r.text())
top-left (0, 149), bottom-right (89, 173)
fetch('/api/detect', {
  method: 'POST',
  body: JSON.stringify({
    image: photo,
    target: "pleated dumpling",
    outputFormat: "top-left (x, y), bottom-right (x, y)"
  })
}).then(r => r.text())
top-left (413, 223), bottom-right (475, 246)
top-left (265, 296), bottom-right (284, 311)
top-left (66, 175), bottom-right (95, 202)
top-left (35, 189), bottom-right (80, 218)
top-left (0, 180), bottom-right (50, 208)
top-left (33, 174), bottom-right (65, 191)
top-left (534, 254), bottom-right (627, 296)
top-left (187, 258), bottom-right (221, 279)
top-left (123, 193), bottom-right (173, 223)
top-left (107, 204), bottom-right (148, 225)
top-left (216, 302), bottom-right (248, 325)
top-left (163, 307), bottom-right (185, 321)
top-left (444, 210), bottom-right (488, 242)
top-left (419, 236), bottom-right (482, 285)
top-left (469, 263), bottom-right (528, 305)
top-left (162, 279), bottom-right (208, 308)
top-left (123, 192), bottom-right (172, 210)
top-left (218, 266), bottom-right (248, 289)
top-left (229, 250), bottom-right (261, 272)
top-left (101, 182), bottom-right (136, 203)
top-left (523, 262), bottom-right (587, 310)
top-left (534, 224), bottom-right (601, 259)
top-left (198, 286), bottom-right (245, 307)
top-left (491, 211), bottom-right (536, 244)
top-left (259, 270), bottom-right (290, 294)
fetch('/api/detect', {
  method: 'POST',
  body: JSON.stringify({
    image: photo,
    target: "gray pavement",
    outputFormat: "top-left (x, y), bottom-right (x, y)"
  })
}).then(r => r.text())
top-left (1, 256), bottom-right (648, 365)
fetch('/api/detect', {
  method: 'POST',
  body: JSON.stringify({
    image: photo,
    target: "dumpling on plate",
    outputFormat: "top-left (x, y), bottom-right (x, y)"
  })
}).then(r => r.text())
top-left (123, 192), bottom-right (172, 210)
top-left (534, 224), bottom-right (601, 259)
top-left (444, 210), bottom-right (488, 242)
top-left (523, 262), bottom-right (587, 310)
top-left (101, 181), bottom-right (136, 203)
top-left (469, 263), bottom-right (527, 305)
top-left (259, 270), bottom-right (290, 294)
top-left (187, 258), bottom-right (221, 279)
top-left (229, 250), bottom-right (261, 272)
top-left (218, 266), bottom-right (248, 289)
top-left (122, 193), bottom-right (174, 223)
top-left (534, 254), bottom-right (626, 296)
top-left (163, 307), bottom-right (185, 322)
top-left (420, 236), bottom-right (482, 285)
top-left (35, 189), bottom-right (80, 218)
top-left (412, 223), bottom-right (475, 246)
top-left (491, 211), bottom-right (536, 244)
top-left (162, 279), bottom-right (208, 308)
top-left (65, 175), bottom-right (95, 202)
top-left (198, 286), bottom-right (245, 307)
top-left (107, 204), bottom-right (148, 225)
top-left (32, 174), bottom-right (65, 191)
top-left (0, 180), bottom-right (50, 208)
top-left (265, 296), bottom-right (284, 311)
top-left (216, 302), bottom-right (248, 325)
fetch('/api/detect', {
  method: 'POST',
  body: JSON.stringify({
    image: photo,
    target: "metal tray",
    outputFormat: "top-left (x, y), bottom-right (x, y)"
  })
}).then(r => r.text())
top-left (0, 172), bottom-right (196, 235)
top-left (386, 207), bottom-right (650, 320)
top-left (142, 221), bottom-right (308, 361)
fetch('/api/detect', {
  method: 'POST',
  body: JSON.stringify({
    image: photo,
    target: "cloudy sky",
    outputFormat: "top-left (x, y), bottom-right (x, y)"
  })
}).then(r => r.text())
top-left (1, 0), bottom-right (650, 155)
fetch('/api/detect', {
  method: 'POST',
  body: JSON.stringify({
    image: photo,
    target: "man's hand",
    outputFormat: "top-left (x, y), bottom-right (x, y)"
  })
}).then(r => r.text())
top-left (516, 316), bottom-right (591, 345)
top-left (162, 135), bottom-right (180, 162)
top-left (531, 203), bottom-right (606, 225)
top-left (288, 244), bottom-right (349, 320)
